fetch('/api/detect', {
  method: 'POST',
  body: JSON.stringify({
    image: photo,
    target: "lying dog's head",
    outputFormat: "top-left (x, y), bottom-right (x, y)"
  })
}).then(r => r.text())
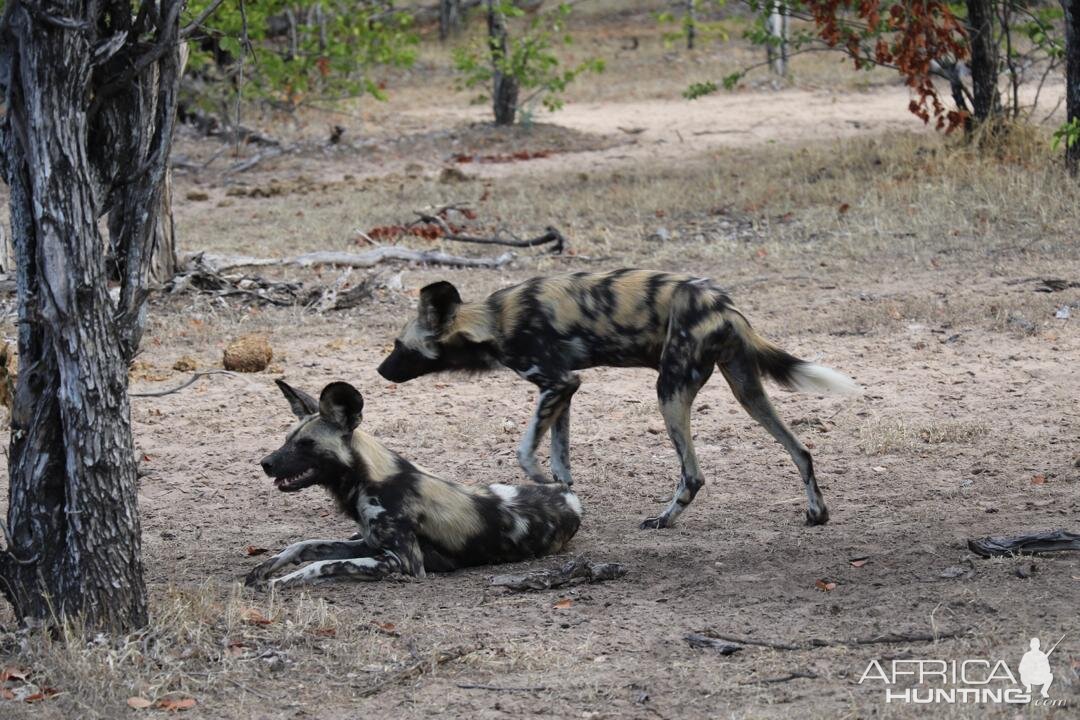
top-left (260, 380), bottom-right (365, 493)
top-left (377, 281), bottom-right (497, 383)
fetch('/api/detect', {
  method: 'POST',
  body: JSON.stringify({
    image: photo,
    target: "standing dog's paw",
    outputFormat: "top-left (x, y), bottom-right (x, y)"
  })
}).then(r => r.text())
top-left (805, 507), bottom-right (830, 526)
top-left (639, 515), bottom-right (671, 530)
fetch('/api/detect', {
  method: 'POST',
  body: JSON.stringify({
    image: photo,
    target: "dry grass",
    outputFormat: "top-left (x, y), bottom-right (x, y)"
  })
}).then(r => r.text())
top-left (176, 124), bottom-right (1080, 275)
top-left (0, 583), bottom-right (459, 718)
top-left (857, 418), bottom-right (989, 456)
top-left (0, 579), bottom-right (578, 718)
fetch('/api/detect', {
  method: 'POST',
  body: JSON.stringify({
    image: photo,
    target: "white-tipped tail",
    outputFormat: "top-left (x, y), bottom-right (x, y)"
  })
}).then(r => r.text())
top-left (563, 492), bottom-right (583, 517)
top-left (789, 363), bottom-right (860, 395)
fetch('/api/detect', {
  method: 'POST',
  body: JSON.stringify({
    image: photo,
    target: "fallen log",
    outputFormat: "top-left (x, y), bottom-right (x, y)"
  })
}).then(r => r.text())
top-left (180, 247), bottom-right (515, 273)
top-left (967, 529), bottom-right (1080, 557)
top-left (491, 556), bottom-right (626, 591)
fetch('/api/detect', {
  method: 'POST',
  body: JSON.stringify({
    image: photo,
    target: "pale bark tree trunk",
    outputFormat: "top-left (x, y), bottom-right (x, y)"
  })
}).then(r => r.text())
top-left (0, 0), bottom-right (185, 631)
top-left (767, 2), bottom-right (788, 76)
top-left (1063, 0), bottom-right (1080, 174)
top-left (488, 0), bottom-right (519, 125)
top-left (965, 0), bottom-right (1001, 125)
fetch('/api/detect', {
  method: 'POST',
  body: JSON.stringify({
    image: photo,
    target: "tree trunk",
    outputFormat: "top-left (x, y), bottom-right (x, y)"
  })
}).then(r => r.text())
top-left (686, 0), bottom-right (697, 50)
top-left (965, 0), bottom-right (1001, 124)
top-left (150, 170), bottom-right (179, 283)
top-left (440, 0), bottom-right (463, 41)
top-left (488, 1), bottom-right (519, 125)
top-left (1063, 0), bottom-right (1080, 174)
top-left (767, 2), bottom-right (788, 76)
top-left (0, 0), bottom-right (184, 632)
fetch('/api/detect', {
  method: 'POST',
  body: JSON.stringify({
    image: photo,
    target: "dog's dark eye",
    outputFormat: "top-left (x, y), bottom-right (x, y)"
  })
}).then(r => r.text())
top-left (297, 438), bottom-right (315, 451)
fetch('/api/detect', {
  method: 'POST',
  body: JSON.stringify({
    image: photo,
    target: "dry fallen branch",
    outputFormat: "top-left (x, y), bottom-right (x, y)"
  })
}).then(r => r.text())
top-left (968, 529), bottom-right (1080, 557)
top-left (168, 256), bottom-right (378, 310)
top-left (684, 633), bottom-right (742, 655)
top-left (412, 210), bottom-right (566, 253)
top-left (180, 247), bottom-right (514, 274)
top-left (491, 557), bottom-right (627, 591)
top-left (455, 683), bottom-right (549, 693)
top-left (355, 645), bottom-right (481, 698)
top-left (695, 627), bottom-right (971, 652)
top-left (742, 671), bottom-right (819, 685)
top-left (225, 146), bottom-right (288, 174)
top-left (129, 370), bottom-right (243, 398)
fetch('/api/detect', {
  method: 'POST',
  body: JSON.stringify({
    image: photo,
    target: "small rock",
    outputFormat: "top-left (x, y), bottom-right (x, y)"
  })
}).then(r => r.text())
top-left (939, 566), bottom-right (969, 579)
top-left (223, 334), bottom-right (273, 373)
top-left (1014, 562), bottom-right (1037, 579)
top-left (1055, 305), bottom-right (1070, 320)
top-left (648, 227), bottom-right (671, 242)
top-left (439, 166), bottom-right (471, 183)
top-left (173, 355), bottom-right (198, 372)
top-left (1006, 313), bottom-right (1037, 335)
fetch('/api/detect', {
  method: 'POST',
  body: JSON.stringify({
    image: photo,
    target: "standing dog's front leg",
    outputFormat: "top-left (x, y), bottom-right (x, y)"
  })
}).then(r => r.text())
top-left (517, 374), bottom-right (580, 484)
top-left (549, 400), bottom-right (573, 486)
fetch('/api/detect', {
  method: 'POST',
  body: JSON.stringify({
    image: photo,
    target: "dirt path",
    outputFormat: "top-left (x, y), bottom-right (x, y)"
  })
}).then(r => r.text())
top-left (394, 86), bottom-right (925, 177)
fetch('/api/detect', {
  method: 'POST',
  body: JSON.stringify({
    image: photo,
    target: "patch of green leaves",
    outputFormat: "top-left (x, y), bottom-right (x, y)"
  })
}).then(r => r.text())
top-left (183, 0), bottom-right (417, 112)
top-left (453, 1), bottom-right (603, 123)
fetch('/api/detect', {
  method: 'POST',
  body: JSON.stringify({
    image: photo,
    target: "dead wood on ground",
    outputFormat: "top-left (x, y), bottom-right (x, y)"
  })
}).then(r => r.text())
top-left (491, 557), bottom-right (627, 591)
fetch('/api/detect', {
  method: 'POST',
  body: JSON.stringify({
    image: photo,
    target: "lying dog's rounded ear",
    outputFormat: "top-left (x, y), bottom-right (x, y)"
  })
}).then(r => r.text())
top-left (276, 379), bottom-right (319, 419)
top-left (418, 281), bottom-right (462, 332)
top-left (319, 381), bottom-right (364, 431)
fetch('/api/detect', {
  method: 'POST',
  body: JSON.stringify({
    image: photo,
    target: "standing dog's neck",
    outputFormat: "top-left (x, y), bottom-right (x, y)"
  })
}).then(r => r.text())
top-left (446, 302), bottom-right (496, 344)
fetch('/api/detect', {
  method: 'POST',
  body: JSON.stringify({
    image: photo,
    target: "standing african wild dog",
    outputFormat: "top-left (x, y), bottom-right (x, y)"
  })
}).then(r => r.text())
top-left (378, 269), bottom-right (858, 530)
top-left (247, 380), bottom-right (582, 589)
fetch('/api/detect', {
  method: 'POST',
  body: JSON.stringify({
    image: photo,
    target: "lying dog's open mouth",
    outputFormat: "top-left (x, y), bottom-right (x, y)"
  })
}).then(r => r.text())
top-left (274, 468), bottom-right (318, 492)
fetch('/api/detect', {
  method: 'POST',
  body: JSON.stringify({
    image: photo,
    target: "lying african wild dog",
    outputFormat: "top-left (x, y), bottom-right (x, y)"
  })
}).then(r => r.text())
top-left (247, 380), bottom-right (582, 589)
top-left (378, 269), bottom-right (858, 530)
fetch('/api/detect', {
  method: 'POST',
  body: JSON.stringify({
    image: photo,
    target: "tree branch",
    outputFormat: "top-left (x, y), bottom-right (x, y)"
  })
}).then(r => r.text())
top-left (180, 0), bottom-right (226, 38)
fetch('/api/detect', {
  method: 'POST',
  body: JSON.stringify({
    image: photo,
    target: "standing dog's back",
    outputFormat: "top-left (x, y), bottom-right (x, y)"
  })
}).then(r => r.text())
top-left (379, 269), bottom-right (857, 529)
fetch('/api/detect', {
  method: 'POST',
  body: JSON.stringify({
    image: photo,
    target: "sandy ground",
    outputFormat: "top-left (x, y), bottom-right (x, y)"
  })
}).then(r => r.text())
top-left (1, 45), bottom-right (1079, 720)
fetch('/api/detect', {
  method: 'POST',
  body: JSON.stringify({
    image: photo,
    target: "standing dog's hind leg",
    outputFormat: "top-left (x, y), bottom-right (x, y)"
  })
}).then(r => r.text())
top-left (642, 358), bottom-right (713, 530)
top-left (720, 356), bottom-right (829, 526)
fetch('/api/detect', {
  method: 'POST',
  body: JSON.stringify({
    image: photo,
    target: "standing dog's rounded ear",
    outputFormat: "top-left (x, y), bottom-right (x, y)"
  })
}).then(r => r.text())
top-left (276, 379), bottom-right (320, 419)
top-left (418, 281), bottom-right (462, 332)
top-left (319, 382), bottom-right (364, 431)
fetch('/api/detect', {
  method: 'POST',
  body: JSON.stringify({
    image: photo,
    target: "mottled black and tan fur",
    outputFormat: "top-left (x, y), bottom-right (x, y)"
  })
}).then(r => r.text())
top-left (378, 269), bottom-right (858, 529)
top-left (247, 380), bottom-right (581, 589)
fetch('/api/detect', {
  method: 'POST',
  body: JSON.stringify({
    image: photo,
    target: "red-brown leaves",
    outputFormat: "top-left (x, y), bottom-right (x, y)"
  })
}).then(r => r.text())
top-left (804, 0), bottom-right (967, 131)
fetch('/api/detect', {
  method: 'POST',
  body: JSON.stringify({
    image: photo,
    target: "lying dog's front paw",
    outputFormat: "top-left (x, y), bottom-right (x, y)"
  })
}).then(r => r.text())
top-left (245, 562), bottom-right (275, 588)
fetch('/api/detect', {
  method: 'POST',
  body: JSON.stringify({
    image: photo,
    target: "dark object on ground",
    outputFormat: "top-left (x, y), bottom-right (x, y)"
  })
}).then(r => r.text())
top-left (967, 529), bottom-right (1080, 557)
top-left (685, 633), bottom-right (743, 655)
top-left (742, 671), bottom-right (819, 685)
top-left (696, 627), bottom-right (971, 652)
top-left (490, 557), bottom-right (626, 591)
top-left (1034, 278), bottom-right (1080, 292)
